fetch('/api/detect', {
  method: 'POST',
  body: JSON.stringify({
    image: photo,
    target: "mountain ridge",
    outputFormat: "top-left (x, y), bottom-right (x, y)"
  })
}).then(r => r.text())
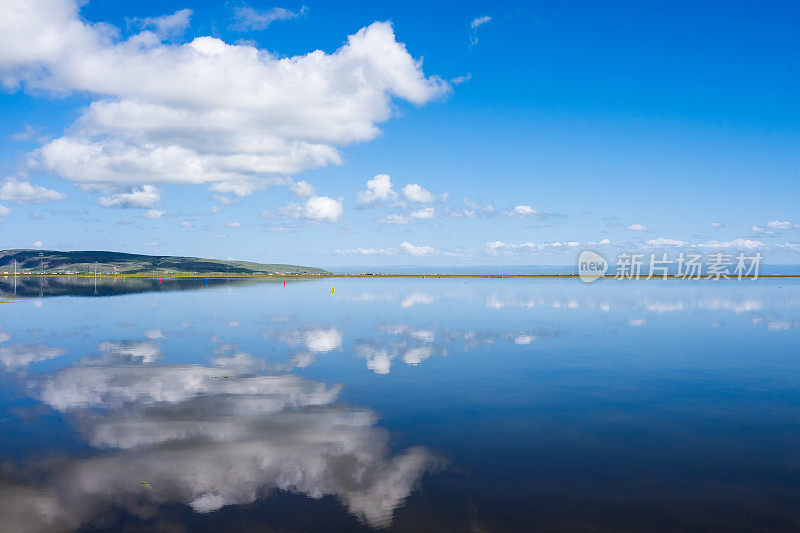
top-left (0, 249), bottom-right (330, 275)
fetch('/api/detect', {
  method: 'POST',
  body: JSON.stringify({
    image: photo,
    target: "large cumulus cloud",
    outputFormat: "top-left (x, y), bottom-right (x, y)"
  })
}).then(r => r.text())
top-left (0, 0), bottom-right (448, 198)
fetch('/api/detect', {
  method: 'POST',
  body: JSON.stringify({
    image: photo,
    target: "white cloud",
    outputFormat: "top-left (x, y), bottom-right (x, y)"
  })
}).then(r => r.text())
top-left (267, 225), bottom-right (292, 233)
top-left (471, 15), bottom-right (492, 29)
top-left (143, 209), bottom-right (164, 219)
top-left (302, 195), bottom-right (343, 222)
top-left (693, 238), bottom-right (762, 249)
top-left (469, 15), bottom-right (492, 48)
top-left (503, 205), bottom-right (562, 220)
top-left (486, 240), bottom-right (580, 255)
top-left (33, 240), bottom-right (43, 248)
top-left (0, 178), bottom-right (66, 204)
top-left (402, 184), bottom-right (434, 204)
top-left (0, 205), bottom-right (10, 217)
top-left (378, 213), bottom-right (409, 224)
top-left (400, 241), bottom-right (435, 256)
top-left (227, 221), bottom-right (240, 228)
top-left (209, 180), bottom-right (265, 197)
top-left (357, 174), bottom-right (397, 205)
top-left (711, 222), bottom-right (722, 228)
top-left (136, 9), bottom-right (192, 38)
top-left (0, 3), bottom-right (447, 197)
top-left (410, 207), bottom-right (434, 219)
top-left (213, 195), bottom-right (238, 206)
top-left (180, 220), bottom-right (191, 227)
top-left (766, 220), bottom-right (799, 230)
top-left (275, 195), bottom-right (343, 223)
top-left (450, 73), bottom-right (471, 85)
top-left (644, 237), bottom-right (688, 247)
top-left (8, 124), bottom-right (38, 141)
top-left (98, 185), bottom-right (161, 208)
top-left (289, 179), bottom-right (315, 198)
top-left (231, 5), bottom-right (307, 32)
top-left (628, 223), bottom-right (648, 231)
top-left (334, 248), bottom-right (397, 256)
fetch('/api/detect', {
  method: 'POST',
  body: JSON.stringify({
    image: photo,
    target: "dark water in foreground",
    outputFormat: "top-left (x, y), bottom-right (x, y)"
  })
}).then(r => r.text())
top-left (1, 276), bottom-right (800, 532)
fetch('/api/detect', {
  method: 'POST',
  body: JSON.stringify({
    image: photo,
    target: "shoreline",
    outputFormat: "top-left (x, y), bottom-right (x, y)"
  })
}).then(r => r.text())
top-left (3, 274), bottom-right (800, 279)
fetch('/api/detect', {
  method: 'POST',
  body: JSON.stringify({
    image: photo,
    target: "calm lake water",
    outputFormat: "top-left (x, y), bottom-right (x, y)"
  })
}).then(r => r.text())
top-left (1, 276), bottom-right (800, 532)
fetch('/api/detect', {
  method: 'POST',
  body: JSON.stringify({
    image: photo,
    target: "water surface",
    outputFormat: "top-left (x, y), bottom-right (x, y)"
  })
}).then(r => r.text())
top-left (1, 276), bottom-right (799, 531)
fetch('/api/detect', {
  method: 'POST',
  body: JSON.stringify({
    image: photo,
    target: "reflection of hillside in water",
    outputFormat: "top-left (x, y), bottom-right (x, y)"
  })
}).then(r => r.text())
top-left (0, 276), bottom-right (292, 298)
top-left (0, 354), bottom-right (436, 532)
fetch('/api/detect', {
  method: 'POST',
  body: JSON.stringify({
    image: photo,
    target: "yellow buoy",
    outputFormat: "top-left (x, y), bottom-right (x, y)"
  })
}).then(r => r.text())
top-left (330, 286), bottom-right (335, 294)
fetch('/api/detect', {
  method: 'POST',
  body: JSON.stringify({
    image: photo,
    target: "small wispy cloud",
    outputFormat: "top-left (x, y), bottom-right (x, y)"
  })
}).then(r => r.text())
top-left (231, 5), bottom-right (308, 32)
top-left (99, 185), bottom-right (161, 209)
top-left (469, 15), bottom-right (492, 48)
top-left (450, 73), bottom-right (472, 85)
top-left (0, 178), bottom-right (66, 204)
top-left (8, 124), bottom-right (38, 141)
top-left (766, 220), bottom-right (799, 230)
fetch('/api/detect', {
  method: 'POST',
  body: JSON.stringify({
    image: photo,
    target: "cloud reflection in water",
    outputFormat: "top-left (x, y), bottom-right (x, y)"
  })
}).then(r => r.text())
top-left (0, 357), bottom-right (438, 531)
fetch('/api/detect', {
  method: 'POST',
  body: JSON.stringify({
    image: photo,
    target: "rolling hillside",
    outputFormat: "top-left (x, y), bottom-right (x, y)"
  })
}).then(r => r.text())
top-left (0, 250), bottom-right (330, 276)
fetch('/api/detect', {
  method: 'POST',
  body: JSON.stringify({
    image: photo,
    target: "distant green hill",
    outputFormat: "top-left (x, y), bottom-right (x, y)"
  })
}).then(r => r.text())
top-left (0, 250), bottom-right (330, 276)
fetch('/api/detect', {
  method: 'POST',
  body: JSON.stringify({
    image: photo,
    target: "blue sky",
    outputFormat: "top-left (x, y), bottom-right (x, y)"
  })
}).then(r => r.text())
top-left (1, 0), bottom-right (799, 266)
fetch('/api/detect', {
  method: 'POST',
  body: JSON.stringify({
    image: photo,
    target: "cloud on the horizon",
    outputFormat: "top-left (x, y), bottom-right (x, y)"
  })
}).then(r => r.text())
top-left (486, 240), bottom-right (580, 255)
top-left (766, 220), bottom-right (799, 230)
top-left (401, 241), bottom-right (435, 256)
top-left (644, 237), bottom-right (688, 247)
top-left (504, 204), bottom-right (565, 221)
top-left (334, 247), bottom-right (398, 256)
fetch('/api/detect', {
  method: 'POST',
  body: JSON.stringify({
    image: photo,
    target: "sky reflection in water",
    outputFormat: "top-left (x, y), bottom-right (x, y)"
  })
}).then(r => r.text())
top-left (1, 277), bottom-right (800, 531)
